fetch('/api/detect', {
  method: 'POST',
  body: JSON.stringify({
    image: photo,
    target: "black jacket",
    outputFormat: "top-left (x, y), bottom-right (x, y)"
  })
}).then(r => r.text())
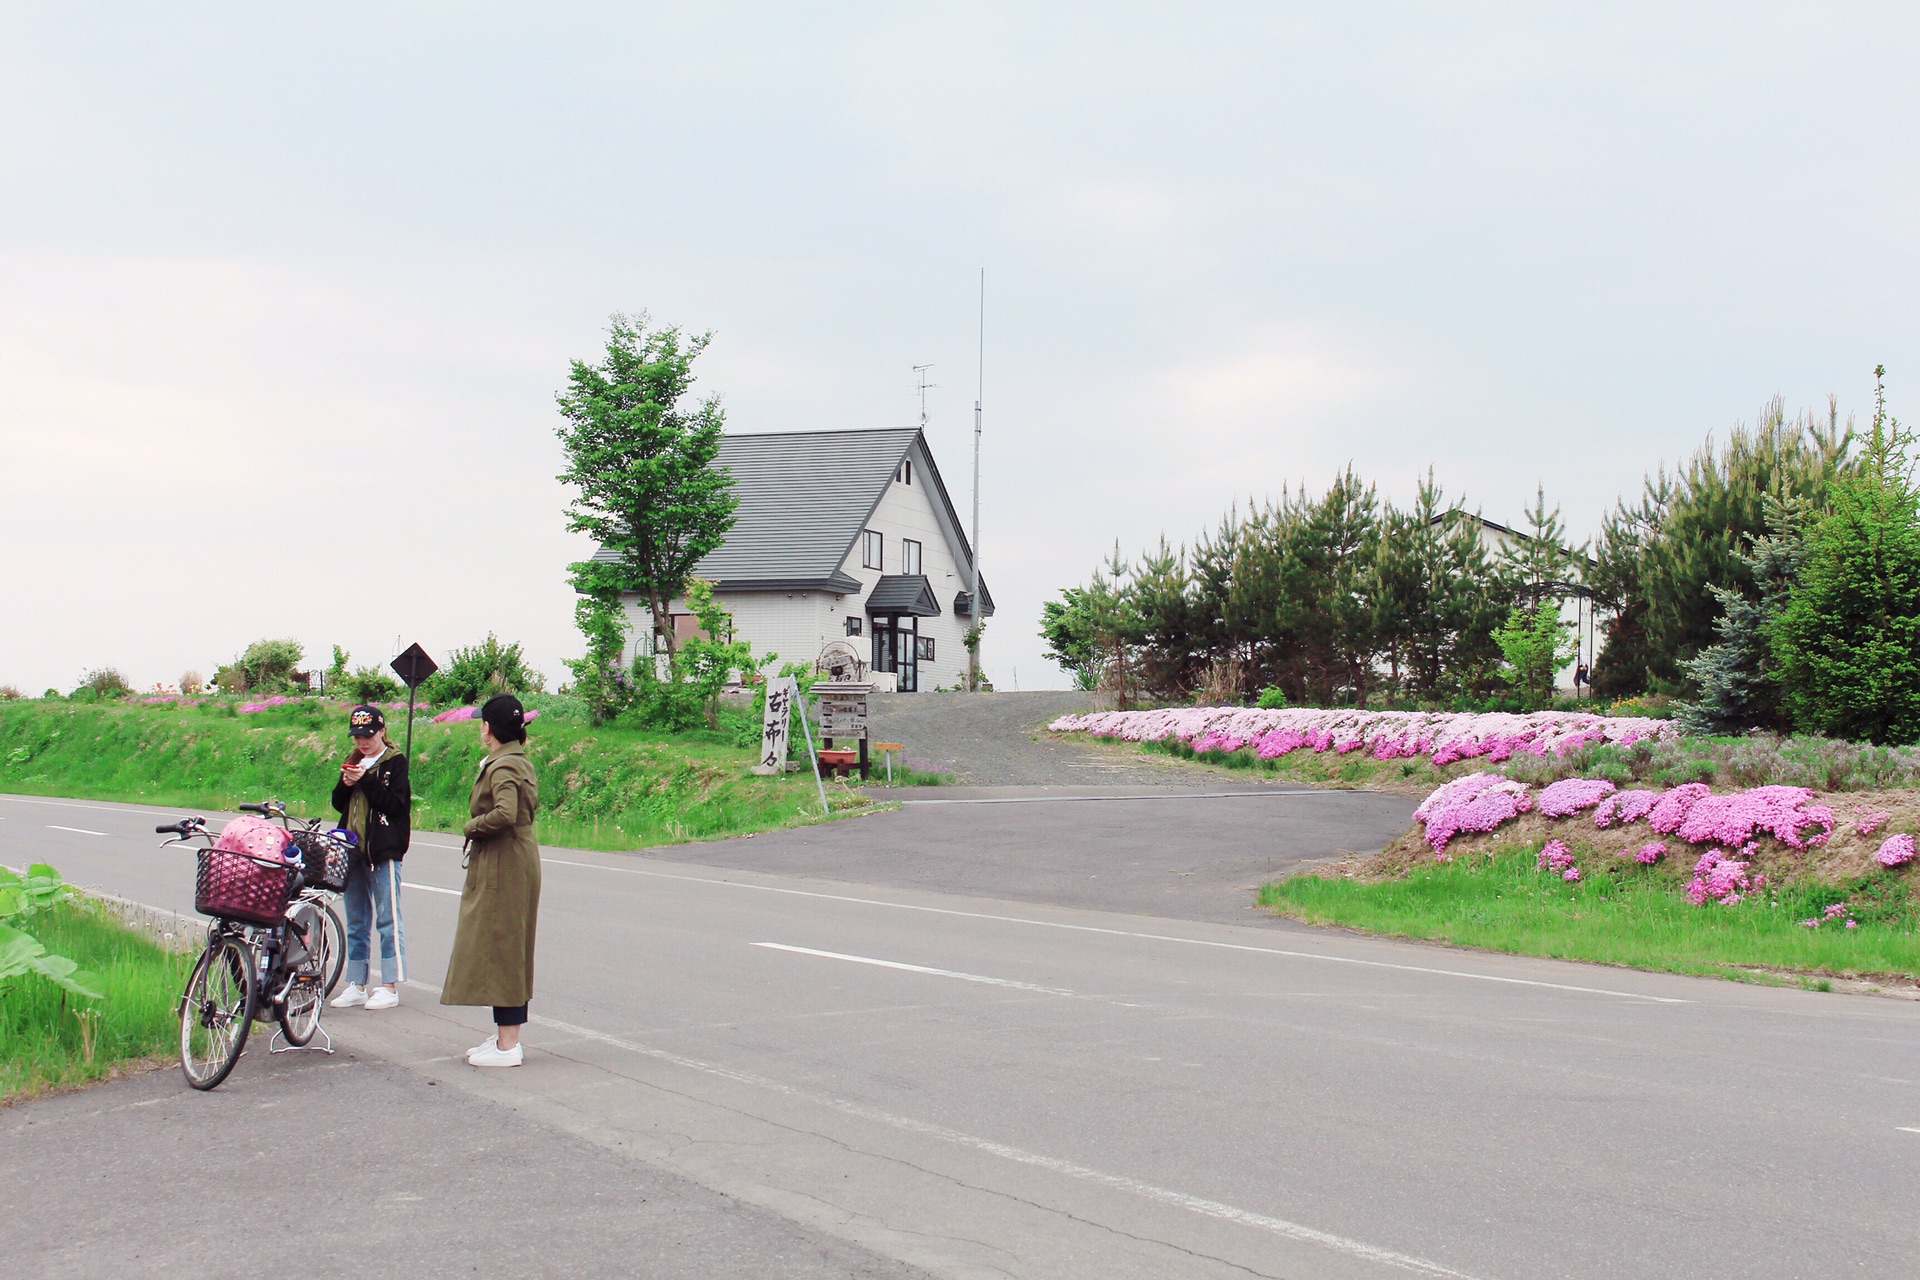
top-left (329, 750), bottom-right (412, 863)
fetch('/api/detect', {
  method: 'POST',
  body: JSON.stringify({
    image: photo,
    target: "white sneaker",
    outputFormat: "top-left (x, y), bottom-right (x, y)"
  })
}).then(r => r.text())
top-left (330, 984), bottom-right (368, 1009)
top-left (466, 1034), bottom-right (497, 1060)
top-left (364, 986), bottom-right (400, 1011)
top-left (468, 1042), bottom-right (523, 1068)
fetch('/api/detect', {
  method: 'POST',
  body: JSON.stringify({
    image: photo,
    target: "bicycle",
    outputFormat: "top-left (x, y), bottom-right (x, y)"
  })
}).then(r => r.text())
top-left (158, 802), bottom-right (356, 1090)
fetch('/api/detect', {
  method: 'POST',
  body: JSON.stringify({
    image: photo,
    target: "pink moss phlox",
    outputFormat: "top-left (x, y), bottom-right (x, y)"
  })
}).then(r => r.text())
top-left (1634, 842), bottom-right (1667, 865)
top-left (1684, 849), bottom-right (1752, 906)
top-left (1538, 777), bottom-right (1617, 818)
top-left (1856, 811), bottom-right (1891, 837)
top-left (237, 695), bottom-right (300, 714)
top-left (1801, 901), bottom-right (1856, 929)
top-left (1537, 839), bottom-right (1577, 873)
top-left (1047, 708), bottom-right (1676, 770)
top-left (1671, 785), bottom-right (1833, 850)
top-left (1416, 773), bottom-right (1533, 851)
top-left (1647, 784), bottom-right (1712, 836)
top-left (1879, 833), bottom-right (1916, 868)
top-left (1593, 789), bottom-right (1659, 829)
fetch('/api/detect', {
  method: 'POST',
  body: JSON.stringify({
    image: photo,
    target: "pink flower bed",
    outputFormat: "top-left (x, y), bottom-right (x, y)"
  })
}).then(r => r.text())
top-left (432, 706), bottom-right (540, 725)
top-left (1537, 778), bottom-right (1616, 818)
top-left (1537, 839), bottom-right (1581, 881)
top-left (1857, 811), bottom-right (1891, 837)
top-left (1685, 849), bottom-right (1759, 906)
top-left (1880, 834), bottom-right (1916, 868)
top-left (1593, 790), bottom-right (1659, 828)
top-left (1634, 842), bottom-right (1667, 865)
top-left (1413, 773), bottom-right (1533, 851)
top-left (237, 695), bottom-right (300, 714)
top-left (1801, 901), bottom-right (1856, 929)
top-left (1049, 707), bottom-right (1674, 768)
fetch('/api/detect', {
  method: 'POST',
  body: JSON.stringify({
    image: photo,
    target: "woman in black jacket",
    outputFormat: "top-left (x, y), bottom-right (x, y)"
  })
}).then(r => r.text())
top-left (328, 704), bottom-right (411, 1010)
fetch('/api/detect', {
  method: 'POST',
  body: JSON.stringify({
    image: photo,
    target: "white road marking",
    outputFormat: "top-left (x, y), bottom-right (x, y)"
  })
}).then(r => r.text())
top-left (1898, 1126), bottom-right (1920, 1135)
top-left (754, 942), bottom-right (1078, 997)
top-left (901, 789), bottom-right (1338, 805)
top-left (406, 883), bottom-right (461, 896)
top-left (403, 978), bottom-right (1475, 1279)
top-left (541, 857), bottom-right (1688, 1004)
top-left (47, 825), bottom-right (108, 836)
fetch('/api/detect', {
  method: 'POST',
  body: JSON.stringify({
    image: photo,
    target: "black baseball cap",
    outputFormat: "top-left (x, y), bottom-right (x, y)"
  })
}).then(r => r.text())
top-left (348, 705), bottom-right (385, 738)
top-left (479, 693), bottom-right (525, 740)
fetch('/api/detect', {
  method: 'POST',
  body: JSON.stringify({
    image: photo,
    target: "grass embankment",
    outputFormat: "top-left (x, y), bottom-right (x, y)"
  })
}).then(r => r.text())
top-left (0, 698), bottom-right (880, 852)
top-left (1263, 852), bottom-right (1920, 985)
top-left (2, 900), bottom-right (195, 1103)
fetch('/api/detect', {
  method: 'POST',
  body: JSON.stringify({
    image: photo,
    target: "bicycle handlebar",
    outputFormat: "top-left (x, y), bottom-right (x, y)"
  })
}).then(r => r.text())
top-left (237, 802), bottom-right (268, 814)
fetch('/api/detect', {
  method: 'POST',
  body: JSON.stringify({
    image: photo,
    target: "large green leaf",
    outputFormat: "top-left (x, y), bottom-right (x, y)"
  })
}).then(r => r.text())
top-left (0, 922), bottom-right (105, 1000)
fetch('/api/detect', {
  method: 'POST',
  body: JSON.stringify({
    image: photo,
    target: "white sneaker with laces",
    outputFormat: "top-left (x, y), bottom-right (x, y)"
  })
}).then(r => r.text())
top-left (468, 1042), bottom-right (524, 1068)
top-left (330, 983), bottom-right (368, 1009)
top-left (466, 1034), bottom-right (497, 1061)
top-left (364, 986), bottom-right (400, 1011)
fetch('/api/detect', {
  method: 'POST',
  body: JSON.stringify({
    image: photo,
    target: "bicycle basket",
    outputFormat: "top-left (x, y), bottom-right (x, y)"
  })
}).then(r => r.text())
top-left (214, 814), bottom-right (293, 862)
top-left (291, 829), bottom-right (352, 892)
top-left (195, 848), bottom-right (298, 926)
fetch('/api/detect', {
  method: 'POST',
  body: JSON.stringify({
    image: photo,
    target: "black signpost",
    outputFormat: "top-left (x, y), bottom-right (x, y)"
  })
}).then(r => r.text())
top-left (389, 643), bottom-right (439, 761)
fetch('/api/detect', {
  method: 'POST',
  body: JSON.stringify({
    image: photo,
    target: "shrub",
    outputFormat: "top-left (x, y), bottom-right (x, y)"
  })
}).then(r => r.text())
top-left (1256, 686), bottom-right (1289, 710)
top-left (340, 667), bottom-right (401, 703)
top-left (420, 634), bottom-right (547, 705)
top-left (0, 684), bottom-right (22, 701)
top-left (178, 670), bottom-right (205, 696)
top-left (1495, 604), bottom-right (1578, 712)
top-left (71, 668), bottom-right (132, 701)
top-left (235, 638), bottom-right (305, 693)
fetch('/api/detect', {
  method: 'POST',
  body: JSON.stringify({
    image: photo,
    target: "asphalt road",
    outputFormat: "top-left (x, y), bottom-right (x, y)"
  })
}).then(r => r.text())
top-left (8, 791), bottom-right (1920, 1279)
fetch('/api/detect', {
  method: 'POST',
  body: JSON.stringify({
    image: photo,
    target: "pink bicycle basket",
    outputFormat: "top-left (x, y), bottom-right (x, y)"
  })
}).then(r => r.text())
top-left (197, 817), bottom-right (297, 925)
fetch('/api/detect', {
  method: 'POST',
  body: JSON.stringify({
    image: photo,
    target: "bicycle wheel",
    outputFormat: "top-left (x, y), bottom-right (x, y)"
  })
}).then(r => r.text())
top-left (278, 902), bottom-right (326, 1047)
top-left (320, 900), bottom-right (347, 997)
top-left (180, 933), bottom-right (255, 1090)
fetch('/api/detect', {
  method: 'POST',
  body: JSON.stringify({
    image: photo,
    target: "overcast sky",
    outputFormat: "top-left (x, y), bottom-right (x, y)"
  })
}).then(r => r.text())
top-left (4, 5), bottom-right (1919, 695)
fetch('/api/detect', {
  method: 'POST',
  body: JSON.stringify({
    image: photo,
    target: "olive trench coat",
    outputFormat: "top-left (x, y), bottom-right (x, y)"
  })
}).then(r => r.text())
top-left (440, 741), bottom-right (541, 1008)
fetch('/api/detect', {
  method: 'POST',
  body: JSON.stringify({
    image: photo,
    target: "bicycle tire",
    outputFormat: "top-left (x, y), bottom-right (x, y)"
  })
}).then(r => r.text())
top-left (320, 900), bottom-right (347, 997)
top-left (277, 902), bottom-right (327, 1047)
top-left (180, 933), bottom-right (255, 1090)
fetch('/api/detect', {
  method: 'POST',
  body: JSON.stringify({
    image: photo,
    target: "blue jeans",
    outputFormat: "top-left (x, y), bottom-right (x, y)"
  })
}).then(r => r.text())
top-left (343, 857), bottom-right (407, 986)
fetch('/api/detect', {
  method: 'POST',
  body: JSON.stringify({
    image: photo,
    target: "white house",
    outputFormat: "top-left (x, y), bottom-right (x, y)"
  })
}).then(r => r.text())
top-left (1438, 511), bottom-right (1603, 692)
top-left (596, 427), bottom-right (993, 692)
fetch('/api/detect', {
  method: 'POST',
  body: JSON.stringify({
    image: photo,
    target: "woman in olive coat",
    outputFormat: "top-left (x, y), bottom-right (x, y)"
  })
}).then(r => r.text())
top-left (443, 694), bottom-right (541, 1068)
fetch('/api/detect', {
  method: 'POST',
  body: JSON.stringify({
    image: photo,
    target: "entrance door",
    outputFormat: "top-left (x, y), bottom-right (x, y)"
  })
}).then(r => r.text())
top-left (871, 616), bottom-right (918, 691)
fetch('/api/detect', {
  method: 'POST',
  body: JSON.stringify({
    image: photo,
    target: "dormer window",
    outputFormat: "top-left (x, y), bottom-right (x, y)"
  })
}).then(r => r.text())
top-left (897, 460), bottom-right (913, 485)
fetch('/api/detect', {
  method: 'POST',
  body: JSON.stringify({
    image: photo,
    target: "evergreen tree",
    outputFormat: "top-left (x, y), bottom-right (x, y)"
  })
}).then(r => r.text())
top-left (1674, 494), bottom-right (1805, 734)
top-left (1773, 370), bottom-right (1920, 743)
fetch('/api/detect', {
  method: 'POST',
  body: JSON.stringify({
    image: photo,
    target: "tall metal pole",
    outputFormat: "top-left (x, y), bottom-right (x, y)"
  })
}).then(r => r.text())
top-left (970, 268), bottom-right (984, 693)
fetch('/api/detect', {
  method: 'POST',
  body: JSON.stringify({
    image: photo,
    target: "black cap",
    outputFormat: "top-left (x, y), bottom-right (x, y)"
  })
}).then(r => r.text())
top-left (348, 705), bottom-right (385, 738)
top-left (479, 693), bottom-right (526, 742)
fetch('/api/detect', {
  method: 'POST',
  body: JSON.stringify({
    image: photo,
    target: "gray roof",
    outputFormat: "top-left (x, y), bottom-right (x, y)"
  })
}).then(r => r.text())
top-left (593, 426), bottom-right (990, 599)
top-left (865, 575), bottom-right (941, 617)
top-left (953, 587), bottom-right (996, 619)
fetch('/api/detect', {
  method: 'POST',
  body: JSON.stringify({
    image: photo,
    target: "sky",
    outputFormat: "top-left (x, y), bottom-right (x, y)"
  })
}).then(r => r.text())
top-left (5, 5), bottom-right (1920, 695)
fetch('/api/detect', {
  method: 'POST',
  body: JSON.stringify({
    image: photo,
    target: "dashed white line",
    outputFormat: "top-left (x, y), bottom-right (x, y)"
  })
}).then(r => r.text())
top-left (47, 825), bottom-right (108, 836)
top-left (399, 978), bottom-right (1476, 1279)
top-left (754, 942), bottom-right (1079, 997)
top-left (540, 857), bottom-right (1688, 1004)
top-left (406, 883), bottom-right (461, 896)
top-left (1898, 1126), bottom-right (1920, 1135)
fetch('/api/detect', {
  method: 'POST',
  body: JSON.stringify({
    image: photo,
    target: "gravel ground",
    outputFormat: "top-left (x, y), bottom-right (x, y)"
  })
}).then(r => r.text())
top-left (866, 691), bottom-right (1291, 788)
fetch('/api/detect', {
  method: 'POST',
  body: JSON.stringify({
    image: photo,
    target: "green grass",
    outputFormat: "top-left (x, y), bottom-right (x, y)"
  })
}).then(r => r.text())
top-left (1262, 849), bottom-right (1920, 982)
top-left (0, 698), bottom-right (872, 852)
top-left (2, 899), bottom-right (196, 1103)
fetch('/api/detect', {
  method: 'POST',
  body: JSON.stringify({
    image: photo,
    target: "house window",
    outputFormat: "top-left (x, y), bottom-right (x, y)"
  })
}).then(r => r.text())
top-left (897, 460), bottom-right (912, 485)
top-left (916, 636), bottom-right (935, 662)
top-left (863, 529), bottom-right (883, 570)
top-left (902, 538), bottom-right (922, 576)
top-left (845, 616), bottom-right (862, 636)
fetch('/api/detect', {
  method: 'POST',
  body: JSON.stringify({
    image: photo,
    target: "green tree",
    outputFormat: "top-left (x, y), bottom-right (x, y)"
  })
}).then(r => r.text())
top-left (1041, 587), bottom-right (1108, 691)
top-left (1773, 370), bottom-right (1920, 743)
top-left (235, 638), bottom-right (304, 692)
top-left (1675, 494), bottom-right (1806, 734)
top-left (557, 313), bottom-right (738, 666)
top-left (1495, 603), bottom-right (1578, 711)
top-left (564, 582), bottom-right (631, 727)
top-left (421, 634), bottom-right (547, 705)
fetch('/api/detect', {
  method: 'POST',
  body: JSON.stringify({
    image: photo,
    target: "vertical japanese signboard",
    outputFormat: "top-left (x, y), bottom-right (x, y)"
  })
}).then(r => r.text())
top-left (753, 676), bottom-right (797, 776)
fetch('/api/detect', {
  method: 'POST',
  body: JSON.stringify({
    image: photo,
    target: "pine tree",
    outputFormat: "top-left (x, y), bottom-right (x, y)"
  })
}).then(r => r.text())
top-left (1773, 369), bottom-right (1920, 743)
top-left (1674, 494), bottom-right (1805, 734)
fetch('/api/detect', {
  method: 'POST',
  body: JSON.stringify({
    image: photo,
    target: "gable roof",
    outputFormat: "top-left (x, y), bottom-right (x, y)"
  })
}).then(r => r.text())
top-left (593, 426), bottom-right (990, 599)
top-left (864, 574), bottom-right (941, 617)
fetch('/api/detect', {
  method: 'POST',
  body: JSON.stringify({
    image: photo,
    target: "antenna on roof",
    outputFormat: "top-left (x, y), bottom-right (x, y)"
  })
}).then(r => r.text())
top-left (912, 364), bottom-right (935, 430)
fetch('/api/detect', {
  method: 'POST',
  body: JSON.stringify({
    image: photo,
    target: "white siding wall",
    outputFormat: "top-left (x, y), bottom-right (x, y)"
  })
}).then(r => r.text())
top-left (613, 453), bottom-right (978, 690)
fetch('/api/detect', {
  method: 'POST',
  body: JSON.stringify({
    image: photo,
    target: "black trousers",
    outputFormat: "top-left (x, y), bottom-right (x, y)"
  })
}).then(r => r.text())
top-left (493, 1003), bottom-right (528, 1026)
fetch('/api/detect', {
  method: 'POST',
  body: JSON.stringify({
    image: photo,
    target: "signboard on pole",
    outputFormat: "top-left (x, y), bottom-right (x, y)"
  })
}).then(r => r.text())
top-left (815, 682), bottom-right (870, 741)
top-left (753, 676), bottom-right (797, 776)
top-left (389, 643), bottom-right (439, 761)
